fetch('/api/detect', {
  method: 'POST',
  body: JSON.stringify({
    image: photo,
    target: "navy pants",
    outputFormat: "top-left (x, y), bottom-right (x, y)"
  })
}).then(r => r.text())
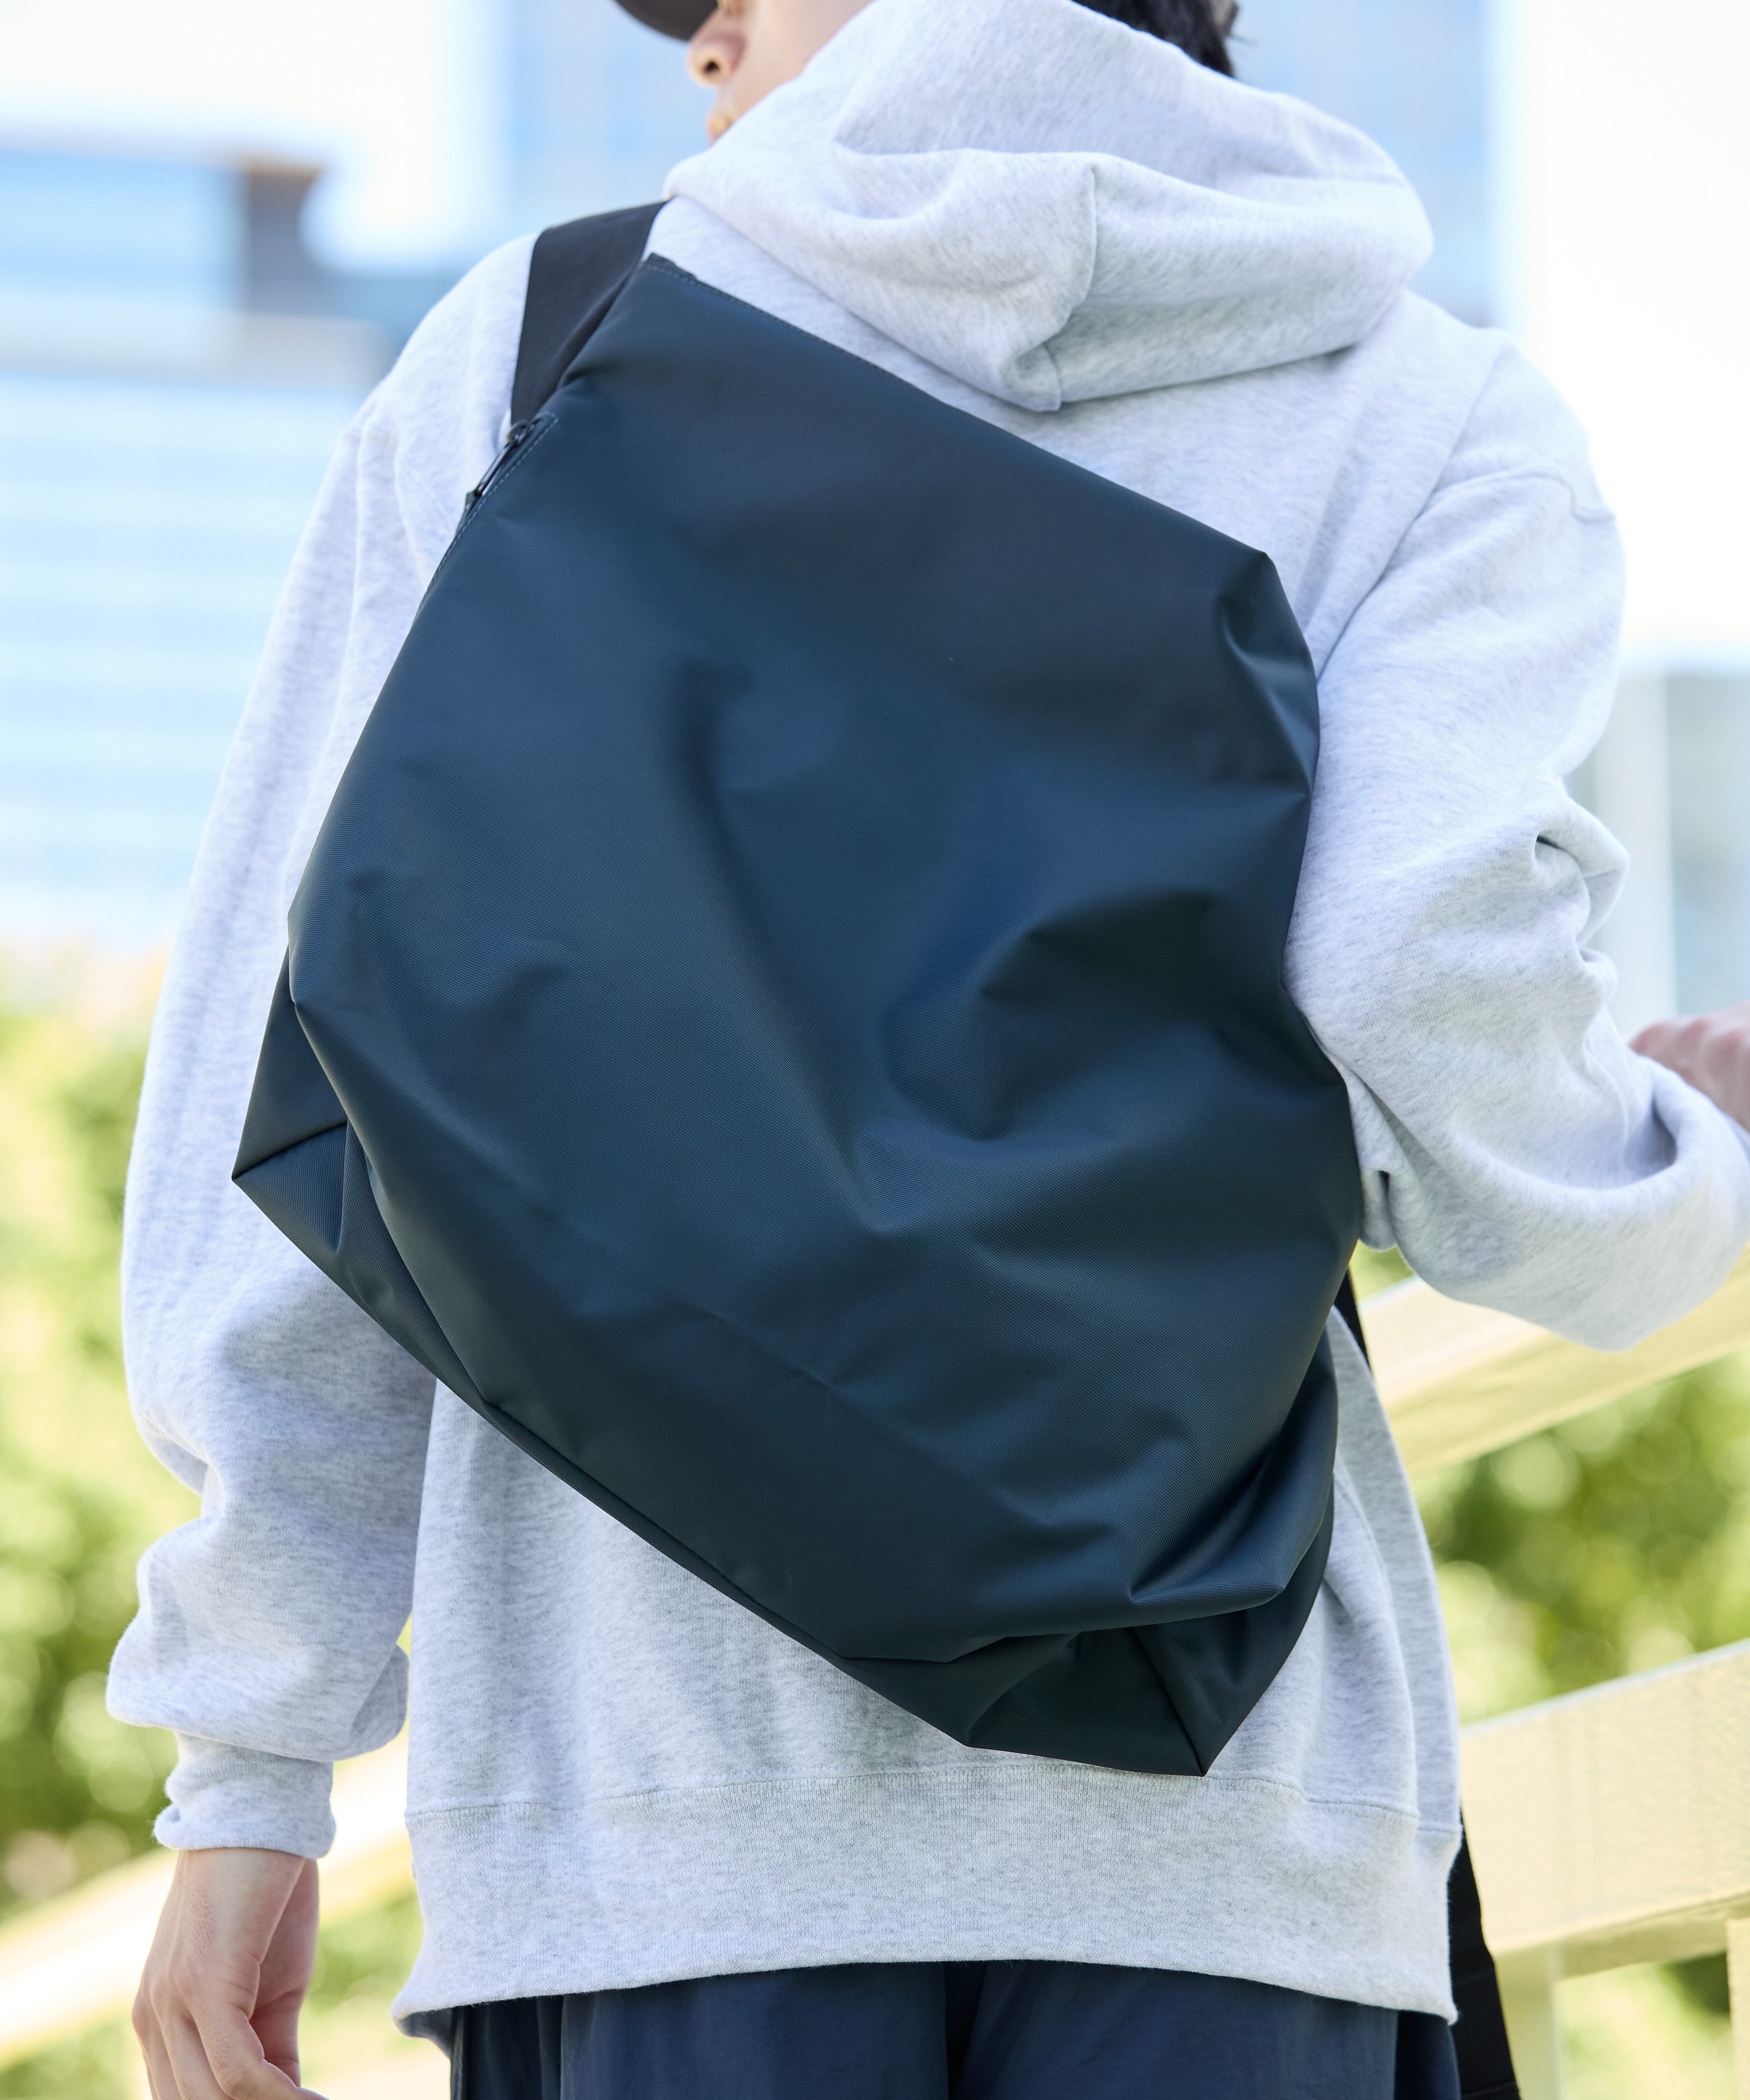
top-left (450, 1960), bottom-right (1462, 2099)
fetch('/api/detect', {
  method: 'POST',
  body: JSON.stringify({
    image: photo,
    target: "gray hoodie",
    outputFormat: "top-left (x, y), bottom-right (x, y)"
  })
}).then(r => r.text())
top-left (110, 0), bottom-right (1750, 2036)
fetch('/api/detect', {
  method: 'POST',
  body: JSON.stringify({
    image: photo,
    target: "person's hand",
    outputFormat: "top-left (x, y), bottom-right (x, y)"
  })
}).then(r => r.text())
top-left (1633, 1000), bottom-right (1750, 1130)
top-left (134, 1847), bottom-right (323, 2098)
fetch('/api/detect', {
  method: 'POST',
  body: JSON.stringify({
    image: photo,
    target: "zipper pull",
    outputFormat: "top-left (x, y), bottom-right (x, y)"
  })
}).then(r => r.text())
top-left (462, 418), bottom-right (537, 519)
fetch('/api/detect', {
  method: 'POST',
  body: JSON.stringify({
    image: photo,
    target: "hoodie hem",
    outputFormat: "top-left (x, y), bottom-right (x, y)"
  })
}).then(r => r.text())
top-left (391, 1762), bottom-right (1459, 2040)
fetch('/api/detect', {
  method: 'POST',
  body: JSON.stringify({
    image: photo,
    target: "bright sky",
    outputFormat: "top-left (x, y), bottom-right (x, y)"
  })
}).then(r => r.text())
top-left (0, 0), bottom-right (496, 262)
top-left (1511, 0), bottom-right (1750, 658)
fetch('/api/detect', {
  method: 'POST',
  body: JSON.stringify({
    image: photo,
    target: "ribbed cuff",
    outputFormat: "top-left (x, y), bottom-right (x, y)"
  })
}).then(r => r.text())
top-left (154, 1734), bottom-right (336, 1858)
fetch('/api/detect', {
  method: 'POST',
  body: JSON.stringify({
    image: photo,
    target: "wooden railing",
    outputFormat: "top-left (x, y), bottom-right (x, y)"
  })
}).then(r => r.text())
top-left (1370, 1251), bottom-right (1750, 2098)
top-left (1368, 1252), bottom-right (1750, 1476)
top-left (3, 1251), bottom-right (1749, 2097)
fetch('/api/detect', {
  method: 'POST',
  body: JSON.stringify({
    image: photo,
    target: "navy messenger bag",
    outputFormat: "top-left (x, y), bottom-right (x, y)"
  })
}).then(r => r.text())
top-left (233, 209), bottom-right (1364, 1781)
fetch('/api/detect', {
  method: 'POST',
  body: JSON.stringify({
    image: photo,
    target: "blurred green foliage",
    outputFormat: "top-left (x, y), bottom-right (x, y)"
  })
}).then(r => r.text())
top-left (0, 973), bottom-right (185, 1919)
top-left (0, 969), bottom-right (433, 2095)
top-left (1421, 1361), bottom-right (1750, 1710)
top-left (1352, 1238), bottom-right (1750, 1720)
top-left (0, 2022), bottom-right (137, 2100)
top-left (0, 979), bottom-right (1744, 2094)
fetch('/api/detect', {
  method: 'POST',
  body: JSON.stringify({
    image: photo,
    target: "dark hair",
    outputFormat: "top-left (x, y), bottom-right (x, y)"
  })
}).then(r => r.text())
top-left (1071, 0), bottom-right (1235, 74)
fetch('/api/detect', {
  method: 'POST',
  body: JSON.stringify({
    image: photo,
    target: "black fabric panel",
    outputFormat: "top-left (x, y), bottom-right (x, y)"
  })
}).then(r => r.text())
top-left (1448, 1834), bottom-right (1522, 2097)
top-left (235, 957), bottom-right (343, 1171)
top-left (238, 257), bottom-right (1363, 1776)
top-left (1336, 1269), bottom-right (1368, 1360)
top-left (510, 203), bottom-right (664, 426)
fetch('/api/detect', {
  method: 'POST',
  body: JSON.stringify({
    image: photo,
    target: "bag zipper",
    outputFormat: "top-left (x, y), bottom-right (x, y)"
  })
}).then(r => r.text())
top-left (462, 416), bottom-right (542, 520)
top-left (424, 410), bottom-right (558, 600)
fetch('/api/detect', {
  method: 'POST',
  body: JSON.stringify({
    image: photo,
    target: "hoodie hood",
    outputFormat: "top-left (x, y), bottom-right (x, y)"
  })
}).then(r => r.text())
top-left (664, 0), bottom-right (1432, 411)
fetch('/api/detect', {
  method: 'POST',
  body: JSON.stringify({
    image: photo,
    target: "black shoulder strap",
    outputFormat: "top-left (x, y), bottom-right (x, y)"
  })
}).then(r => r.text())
top-left (510, 202), bottom-right (664, 426)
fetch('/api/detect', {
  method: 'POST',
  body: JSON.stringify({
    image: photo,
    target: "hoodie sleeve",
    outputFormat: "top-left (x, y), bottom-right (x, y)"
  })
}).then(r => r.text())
top-left (105, 239), bottom-right (533, 1854)
top-left (1287, 342), bottom-right (1750, 1350)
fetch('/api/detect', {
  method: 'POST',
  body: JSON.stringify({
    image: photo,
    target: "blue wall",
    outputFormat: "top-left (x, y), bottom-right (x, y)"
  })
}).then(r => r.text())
top-left (0, 149), bottom-right (375, 944)
top-left (0, 150), bottom-right (240, 308)
top-left (505, 0), bottom-right (704, 233)
top-left (0, 366), bottom-right (358, 944)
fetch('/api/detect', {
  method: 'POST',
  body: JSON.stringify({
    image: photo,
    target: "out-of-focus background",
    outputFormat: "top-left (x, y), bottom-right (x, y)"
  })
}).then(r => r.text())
top-left (0, 0), bottom-right (1746, 2092)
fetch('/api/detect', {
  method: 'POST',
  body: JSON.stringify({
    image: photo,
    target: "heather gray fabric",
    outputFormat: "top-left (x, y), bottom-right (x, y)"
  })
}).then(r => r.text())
top-left (110, 0), bottom-right (1750, 2038)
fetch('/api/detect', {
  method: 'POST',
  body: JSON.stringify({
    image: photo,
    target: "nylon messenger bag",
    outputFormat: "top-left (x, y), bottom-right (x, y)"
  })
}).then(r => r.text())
top-left (232, 207), bottom-right (1364, 1780)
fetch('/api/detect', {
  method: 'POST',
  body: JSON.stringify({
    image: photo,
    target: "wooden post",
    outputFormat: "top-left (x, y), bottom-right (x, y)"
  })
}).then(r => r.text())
top-left (1498, 1955), bottom-right (1564, 2100)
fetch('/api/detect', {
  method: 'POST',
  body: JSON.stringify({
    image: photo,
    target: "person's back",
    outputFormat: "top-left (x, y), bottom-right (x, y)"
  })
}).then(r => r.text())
top-left (113, 0), bottom-right (1750, 2094)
